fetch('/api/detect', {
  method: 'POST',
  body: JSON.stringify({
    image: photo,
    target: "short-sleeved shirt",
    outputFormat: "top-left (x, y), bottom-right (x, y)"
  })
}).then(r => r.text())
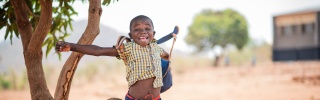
top-left (117, 40), bottom-right (163, 88)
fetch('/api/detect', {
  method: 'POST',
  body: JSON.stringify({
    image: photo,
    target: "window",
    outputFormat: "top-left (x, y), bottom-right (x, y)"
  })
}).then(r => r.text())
top-left (302, 23), bottom-right (314, 34)
top-left (283, 25), bottom-right (293, 35)
top-left (279, 24), bottom-right (301, 36)
top-left (279, 26), bottom-right (285, 36)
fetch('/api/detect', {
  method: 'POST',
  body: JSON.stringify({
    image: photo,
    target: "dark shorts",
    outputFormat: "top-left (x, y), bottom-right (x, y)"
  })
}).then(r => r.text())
top-left (125, 92), bottom-right (161, 100)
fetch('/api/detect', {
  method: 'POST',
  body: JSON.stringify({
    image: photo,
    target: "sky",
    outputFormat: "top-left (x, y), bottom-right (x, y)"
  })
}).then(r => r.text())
top-left (1, 0), bottom-right (320, 53)
top-left (72, 0), bottom-right (320, 52)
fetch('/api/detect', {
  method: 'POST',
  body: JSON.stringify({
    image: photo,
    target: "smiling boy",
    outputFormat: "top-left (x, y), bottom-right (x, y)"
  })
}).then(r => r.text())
top-left (56, 15), bottom-right (176, 100)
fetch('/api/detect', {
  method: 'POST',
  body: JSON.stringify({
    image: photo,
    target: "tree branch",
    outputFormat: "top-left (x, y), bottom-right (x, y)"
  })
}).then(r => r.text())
top-left (27, 0), bottom-right (52, 53)
top-left (11, 0), bottom-right (54, 100)
top-left (54, 0), bottom-right (102, 99)
top-left (10, 0), bottom-right (33, 51)
top-left (24, 2), bottom-right (40, 18)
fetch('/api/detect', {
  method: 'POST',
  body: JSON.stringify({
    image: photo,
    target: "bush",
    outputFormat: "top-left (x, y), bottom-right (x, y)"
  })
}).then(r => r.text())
top-left (0, 74), bottom-right (12, 90)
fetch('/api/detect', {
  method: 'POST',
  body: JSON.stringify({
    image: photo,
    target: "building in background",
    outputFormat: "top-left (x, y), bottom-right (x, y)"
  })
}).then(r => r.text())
top-left (273, 8), bottom-right (320, 61)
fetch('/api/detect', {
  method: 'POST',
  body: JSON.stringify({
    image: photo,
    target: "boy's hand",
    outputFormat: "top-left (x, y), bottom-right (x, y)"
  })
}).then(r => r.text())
top-left (55, 41), bottom-right (71, 52)
top-left (172, 33), bottom-right (177, 39)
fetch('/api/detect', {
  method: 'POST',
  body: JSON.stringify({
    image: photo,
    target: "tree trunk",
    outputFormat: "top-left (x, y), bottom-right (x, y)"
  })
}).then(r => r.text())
top-left (213, 55), bottom-right (220, 67)
top-left (54, 0), bottom-right (102, 100)
top-left (213, 48), bottom-right (227, 67)
top-left (11, 0), bottom-right (53, 100)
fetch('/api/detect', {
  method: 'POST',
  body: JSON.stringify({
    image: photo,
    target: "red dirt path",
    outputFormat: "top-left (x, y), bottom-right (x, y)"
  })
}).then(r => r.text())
top-left (1, 61), bottom-right (320, 100)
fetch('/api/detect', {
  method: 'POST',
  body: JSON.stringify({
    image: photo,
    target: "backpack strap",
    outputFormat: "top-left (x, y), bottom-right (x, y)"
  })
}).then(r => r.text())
top-left (115, 36), bottom-right (131, 64)
top-left (163, 26), bottom-right (178, 77)
top-left (116, 36), bottom-right (131, 49)
top-left (168, 36), bottom-right (176, 61)
top-left (162, 36), bottom-right (177, 77)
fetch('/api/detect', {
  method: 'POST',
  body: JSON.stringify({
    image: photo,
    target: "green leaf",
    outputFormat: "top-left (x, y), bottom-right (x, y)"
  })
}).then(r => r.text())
top-left (45, 39), bottom-right (53, 58)
top-left (68, 20), bottom-right (73, 31)
top-left (4, 25), bottom-right (9, 40)
top-left (102, 0), bottom-right (111, 5)
top-left (9, 30), bottom-right (13, 44)
top-left (102, 0), bottom-right (118, 6)
top-left (12, 23), bottom-right (19, 38)
top-left (63, 21), bottom-right (67, 33)
top-left (64, 33), bottom-right (70, 38)
top-left (58, 53), bottom-right (62, 60)
top-left (69, 6), bottom-right (78, 15)
top-left (43, 38), bottom-right (51, 47)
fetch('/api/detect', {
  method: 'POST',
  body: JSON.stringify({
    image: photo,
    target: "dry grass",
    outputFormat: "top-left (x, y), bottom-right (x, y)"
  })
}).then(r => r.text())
top-left (0, 58), bottom-right (320, 100)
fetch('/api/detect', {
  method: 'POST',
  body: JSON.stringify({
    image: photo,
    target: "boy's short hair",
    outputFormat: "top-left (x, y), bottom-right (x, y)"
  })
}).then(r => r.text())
top-left (129, 15), bottom-right (154, 31)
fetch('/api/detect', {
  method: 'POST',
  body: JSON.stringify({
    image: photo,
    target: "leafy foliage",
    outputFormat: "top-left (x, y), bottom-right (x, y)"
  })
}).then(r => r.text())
top-left (0, 1), bottom-right (18, 44)
top-left (0, 74), bottom-right (11, 89)
top-left (0, 0), bottom-right (118, 59)
top-left (103, 0), bottom-right (119, 5)
top-left (185, 9), bottom-right (249, 51)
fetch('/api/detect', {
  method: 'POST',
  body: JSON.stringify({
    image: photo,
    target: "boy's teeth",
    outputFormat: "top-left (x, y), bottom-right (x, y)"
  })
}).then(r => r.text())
top-left (139, 37), bottom-right (148, 41)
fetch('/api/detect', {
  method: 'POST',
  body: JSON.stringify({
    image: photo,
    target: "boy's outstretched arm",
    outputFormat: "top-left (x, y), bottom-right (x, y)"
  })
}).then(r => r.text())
top-left (157, 26), bottom-right (179, 44)
top-left (55, 41), bottom-right (118, 56)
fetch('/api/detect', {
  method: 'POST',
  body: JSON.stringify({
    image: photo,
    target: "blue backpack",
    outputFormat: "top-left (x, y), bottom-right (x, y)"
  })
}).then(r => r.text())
top-left (158, 26), bottom-right (178, 93)
top-left (160, 58), bottom-right (172, 93)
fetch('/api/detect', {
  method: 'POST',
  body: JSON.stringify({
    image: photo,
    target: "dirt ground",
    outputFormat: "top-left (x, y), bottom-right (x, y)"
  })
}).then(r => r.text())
top-left (1, 61), bottom-right (320, 100)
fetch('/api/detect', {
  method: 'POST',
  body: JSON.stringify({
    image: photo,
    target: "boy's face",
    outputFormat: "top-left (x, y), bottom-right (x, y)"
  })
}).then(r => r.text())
top-left (130, 19), bottom-right (155, 46)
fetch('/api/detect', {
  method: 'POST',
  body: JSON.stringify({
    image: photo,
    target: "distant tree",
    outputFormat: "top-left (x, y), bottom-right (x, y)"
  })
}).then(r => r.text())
top-left (0, 0), bottom-right (118, 99)
top-left (185, 9), bottom-right (249, 66)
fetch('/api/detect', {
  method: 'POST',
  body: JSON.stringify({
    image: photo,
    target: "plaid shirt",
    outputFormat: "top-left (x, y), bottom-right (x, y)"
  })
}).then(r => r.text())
top-left (117, 40), bottom-right (163, 88)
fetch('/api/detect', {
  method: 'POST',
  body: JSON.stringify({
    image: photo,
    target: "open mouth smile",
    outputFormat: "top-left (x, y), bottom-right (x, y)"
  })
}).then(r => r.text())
top-left (139, 37), bottom-right (149, 42)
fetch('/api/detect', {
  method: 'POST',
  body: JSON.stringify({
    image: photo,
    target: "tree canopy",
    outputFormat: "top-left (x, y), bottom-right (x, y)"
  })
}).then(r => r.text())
top-left (0, 0), bottom-right (118, 99)
top-left (1, 0), bottom-right (77, 58)
top-left (0, 0), bottom-right (117, 58)
top-left (185, 9), bottom-right (249, 52)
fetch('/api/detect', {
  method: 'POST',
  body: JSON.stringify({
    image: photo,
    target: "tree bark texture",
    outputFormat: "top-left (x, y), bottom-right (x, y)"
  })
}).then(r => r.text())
top-left (54, 0), bottom-right (102, 100)
top-left (11, 0), bottom-right (53, 100)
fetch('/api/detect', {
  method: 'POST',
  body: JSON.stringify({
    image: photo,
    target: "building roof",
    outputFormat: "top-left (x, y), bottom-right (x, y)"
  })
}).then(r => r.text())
top-left (273, 6), bottom-right (320, 17)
